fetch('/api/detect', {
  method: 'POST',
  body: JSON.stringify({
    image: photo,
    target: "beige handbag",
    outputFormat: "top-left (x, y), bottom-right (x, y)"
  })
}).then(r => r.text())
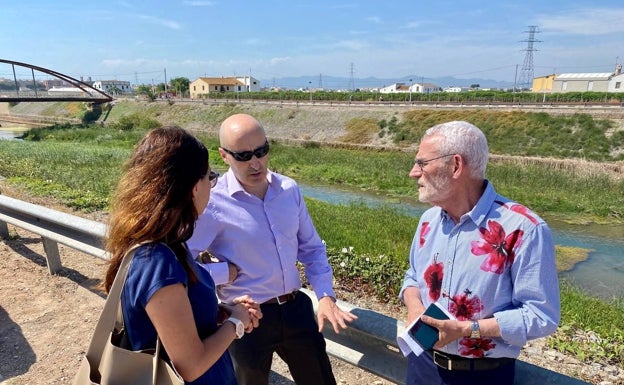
top-left (72, 245), bottom-right (184, 385)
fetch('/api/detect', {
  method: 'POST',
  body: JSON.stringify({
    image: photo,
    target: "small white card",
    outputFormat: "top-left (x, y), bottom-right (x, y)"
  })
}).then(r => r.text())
top-left (397, 302), bottom-right (455, 357)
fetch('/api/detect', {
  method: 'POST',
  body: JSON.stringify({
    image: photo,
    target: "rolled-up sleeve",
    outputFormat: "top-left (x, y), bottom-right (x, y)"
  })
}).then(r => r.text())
top-left (495, 223), bottom-right (561, 347)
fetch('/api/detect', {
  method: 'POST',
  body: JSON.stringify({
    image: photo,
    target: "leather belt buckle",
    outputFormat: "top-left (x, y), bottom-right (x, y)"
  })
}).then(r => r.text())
top-left (264, 290), bottom-right (297, 305)
top-left (276, 293), bottom-right (289, 305)
top-left (433, 351), bottom-right (452, 370)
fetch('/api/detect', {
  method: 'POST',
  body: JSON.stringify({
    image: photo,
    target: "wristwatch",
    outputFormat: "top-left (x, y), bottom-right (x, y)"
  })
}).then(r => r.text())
top-left (225, 317), bottom-right (245, 339)
top-left (470, 320), bottom-right (481, 339)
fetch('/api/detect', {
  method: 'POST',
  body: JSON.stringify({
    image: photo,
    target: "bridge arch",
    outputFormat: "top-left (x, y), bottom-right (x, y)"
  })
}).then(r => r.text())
top-left (0, 59), bottom-right (112, 104)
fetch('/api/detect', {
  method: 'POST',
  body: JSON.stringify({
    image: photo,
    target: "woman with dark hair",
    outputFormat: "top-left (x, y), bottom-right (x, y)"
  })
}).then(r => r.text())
top-left (104, 126), bottom-right (261, 384)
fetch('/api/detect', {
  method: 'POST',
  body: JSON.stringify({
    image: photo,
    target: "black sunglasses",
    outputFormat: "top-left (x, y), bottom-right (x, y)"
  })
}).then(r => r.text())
top-left (221, 140), bottom-right (270, 162)
top-left (208, 170), bottom-right (219, 187)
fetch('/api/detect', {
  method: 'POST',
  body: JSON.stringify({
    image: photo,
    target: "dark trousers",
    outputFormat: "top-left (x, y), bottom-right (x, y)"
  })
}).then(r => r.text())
top-left (406, 351), bottom-right (516, 385)
top-left (228, 292), bottom-right (336, 385)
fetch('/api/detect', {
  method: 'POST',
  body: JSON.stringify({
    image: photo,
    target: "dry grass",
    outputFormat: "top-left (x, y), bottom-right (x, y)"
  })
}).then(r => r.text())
top-left (490, 154), bottom-right (624, 181)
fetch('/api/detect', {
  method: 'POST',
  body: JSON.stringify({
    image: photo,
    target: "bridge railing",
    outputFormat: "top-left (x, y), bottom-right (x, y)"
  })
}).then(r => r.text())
top-left (0, 194), bottom-right (589, 385)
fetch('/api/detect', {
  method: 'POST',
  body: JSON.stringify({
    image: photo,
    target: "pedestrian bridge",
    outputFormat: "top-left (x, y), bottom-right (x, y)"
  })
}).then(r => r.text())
top-left (0, 59), bottom-right (112, 104)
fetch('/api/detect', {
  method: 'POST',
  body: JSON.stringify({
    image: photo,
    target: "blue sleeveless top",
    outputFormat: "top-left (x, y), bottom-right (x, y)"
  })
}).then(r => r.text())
top-left (121, 242), bottom-right (236, 385)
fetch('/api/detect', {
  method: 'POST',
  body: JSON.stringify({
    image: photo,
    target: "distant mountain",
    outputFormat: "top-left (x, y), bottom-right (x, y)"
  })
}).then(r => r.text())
top-left (260, 75), bottom-right (515, 91)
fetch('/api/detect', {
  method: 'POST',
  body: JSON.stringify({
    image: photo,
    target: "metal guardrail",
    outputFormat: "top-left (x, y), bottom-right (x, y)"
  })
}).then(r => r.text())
top-left (0, 195), bottom-right (107, 274)
top-left (0, 194), bottom-right (589, 385)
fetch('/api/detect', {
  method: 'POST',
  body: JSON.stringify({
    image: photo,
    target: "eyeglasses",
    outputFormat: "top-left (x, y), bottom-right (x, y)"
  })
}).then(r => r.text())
top-left (208, 170), bottom-right (219, 188)
top-left (220, 140), bottom-right (270, 162)
top-left (414, 154), bottom-right (455, 173)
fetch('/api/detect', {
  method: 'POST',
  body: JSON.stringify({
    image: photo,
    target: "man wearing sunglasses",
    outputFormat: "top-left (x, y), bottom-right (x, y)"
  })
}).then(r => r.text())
top-left (188, 113), bottom-right (357, 385)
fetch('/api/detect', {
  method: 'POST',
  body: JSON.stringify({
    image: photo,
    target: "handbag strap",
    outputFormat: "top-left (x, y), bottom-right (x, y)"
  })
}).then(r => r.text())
top-left (85, 243), bottom-right (144, 359)
top-left (85, 242), bottom-right (184, 384)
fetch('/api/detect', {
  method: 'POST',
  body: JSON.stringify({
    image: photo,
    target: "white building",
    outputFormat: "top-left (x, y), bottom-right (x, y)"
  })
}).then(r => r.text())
top-left (379, 82), bottom-right (440, 94)
top-left (552, 73), bottom-right (612, 93)
top-left (236, 76), bottom-right (261, 92)
top-left (92, 80), bottom-right (132, 94)
top-left (607, 64), bottom-right (624, 93)
top-left (409, 82), bottom-right (441, 94)
top-left (379, 83), bottom-right (409, 94)
top-left (608, 74), bottom-right (624, 93)
top-left (443, 86), bottom-right (471, 93)
top-left (47, 87), bottom-right (88, 97)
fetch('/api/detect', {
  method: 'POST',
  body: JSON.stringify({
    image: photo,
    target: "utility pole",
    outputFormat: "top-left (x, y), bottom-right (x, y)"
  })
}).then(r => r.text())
top-left (409, 78), bottom-right (413, 102)
top-left (164, 68), bottom-right (168, 93)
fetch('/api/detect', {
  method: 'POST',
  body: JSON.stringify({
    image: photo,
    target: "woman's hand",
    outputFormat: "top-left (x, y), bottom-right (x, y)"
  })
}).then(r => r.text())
top-left (223, 295), bottom-right (263, 333)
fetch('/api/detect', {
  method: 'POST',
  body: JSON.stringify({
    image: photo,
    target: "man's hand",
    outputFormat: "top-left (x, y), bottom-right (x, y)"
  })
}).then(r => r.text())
top-left (420, 315), bottom-right (469, 349)
top-left (317, 296), bottom-right (358, 334)
top-left (229, 295), bottom-right (263, 333)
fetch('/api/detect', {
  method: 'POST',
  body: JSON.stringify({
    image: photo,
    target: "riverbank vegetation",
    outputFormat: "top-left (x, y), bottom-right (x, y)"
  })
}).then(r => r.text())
top-left (0, 117), bottom-right (623, 368)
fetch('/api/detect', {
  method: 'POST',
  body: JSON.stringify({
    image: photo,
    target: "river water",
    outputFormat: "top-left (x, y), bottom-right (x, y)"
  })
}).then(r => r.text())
top-left (2, 127), bottom-right (622, 300)
top-left (0, 127), bottom-right (27, 140)
top-left (299, 183), bottom-right (624, 301)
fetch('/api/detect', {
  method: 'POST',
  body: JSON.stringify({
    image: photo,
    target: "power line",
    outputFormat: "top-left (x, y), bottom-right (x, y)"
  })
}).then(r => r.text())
top-left (518, 26), bottom-right (541, 90)
top-left (348, 63), bottom-right (355, 91)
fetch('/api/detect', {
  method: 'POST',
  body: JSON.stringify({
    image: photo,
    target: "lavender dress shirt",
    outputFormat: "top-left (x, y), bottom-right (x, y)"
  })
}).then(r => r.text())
top-left (187, 169), bottom-right (335, 304)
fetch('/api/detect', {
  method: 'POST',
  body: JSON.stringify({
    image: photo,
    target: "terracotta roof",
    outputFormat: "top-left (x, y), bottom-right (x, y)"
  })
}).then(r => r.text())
top-left (195, 77), bottom-right (243, 85)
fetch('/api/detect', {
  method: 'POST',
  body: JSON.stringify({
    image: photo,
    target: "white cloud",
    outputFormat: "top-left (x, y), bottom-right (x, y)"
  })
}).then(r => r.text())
top-left (403, 21), bottom-right (421, 29)
top-left (365, 16), bottom-right (382, 24)
top-left (538, 8), bottom-right (624, 35)
top-left (244, 38), bottom-right (268, 46)
top-left (329, 40), bottom-right (370, 51)
top-left (182, 1), bottom-right (215, 6)
top-left (269, 57), bottom-right (291, 65)
top-left (137, 15), bottom-right (181, 30)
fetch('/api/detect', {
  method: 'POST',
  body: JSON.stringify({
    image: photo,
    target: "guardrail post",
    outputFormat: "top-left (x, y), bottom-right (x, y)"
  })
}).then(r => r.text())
top-left (0, 220), bottom-right (9, 239)
top-left (42, 238), bottom-right (62, 274)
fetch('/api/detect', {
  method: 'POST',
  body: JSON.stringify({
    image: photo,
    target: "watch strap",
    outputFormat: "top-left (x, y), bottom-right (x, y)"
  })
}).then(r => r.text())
top-left (226, 317), bottom-right (245, 339)
top-left (470, 320), bottom-right (481, 339)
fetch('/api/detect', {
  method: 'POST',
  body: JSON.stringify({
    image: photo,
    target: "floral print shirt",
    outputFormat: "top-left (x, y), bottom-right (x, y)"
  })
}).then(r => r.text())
top-left (400, 180), bottom-right (560, 359)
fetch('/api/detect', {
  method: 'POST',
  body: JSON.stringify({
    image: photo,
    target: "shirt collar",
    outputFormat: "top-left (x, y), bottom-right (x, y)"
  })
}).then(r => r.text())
top-left (222, 168), bottom-right (273, 197)
top-left (466, 180), bottom-right (495, 227)
top-left (441, 180), bottom-right (495, 227)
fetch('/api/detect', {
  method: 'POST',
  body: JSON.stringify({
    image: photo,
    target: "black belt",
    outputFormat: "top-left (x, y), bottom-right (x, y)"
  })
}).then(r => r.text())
top-left (432, 350), bottom-right (515, 371)
top-left (262, 291), bottom-right (298, 305)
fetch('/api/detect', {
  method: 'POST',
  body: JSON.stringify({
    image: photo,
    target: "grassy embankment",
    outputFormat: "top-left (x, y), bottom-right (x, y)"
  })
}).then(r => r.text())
top-left (0, 104), bottom-right (623, 367)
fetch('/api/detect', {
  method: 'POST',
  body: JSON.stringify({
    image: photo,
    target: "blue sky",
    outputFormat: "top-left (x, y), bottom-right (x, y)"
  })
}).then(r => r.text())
top-left (1, 1), bottom-right (623, 88)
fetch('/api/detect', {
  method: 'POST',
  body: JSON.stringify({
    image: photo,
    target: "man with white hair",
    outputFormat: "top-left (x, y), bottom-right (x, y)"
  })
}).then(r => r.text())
top-left (400, 121), bottom-right (560, 385)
